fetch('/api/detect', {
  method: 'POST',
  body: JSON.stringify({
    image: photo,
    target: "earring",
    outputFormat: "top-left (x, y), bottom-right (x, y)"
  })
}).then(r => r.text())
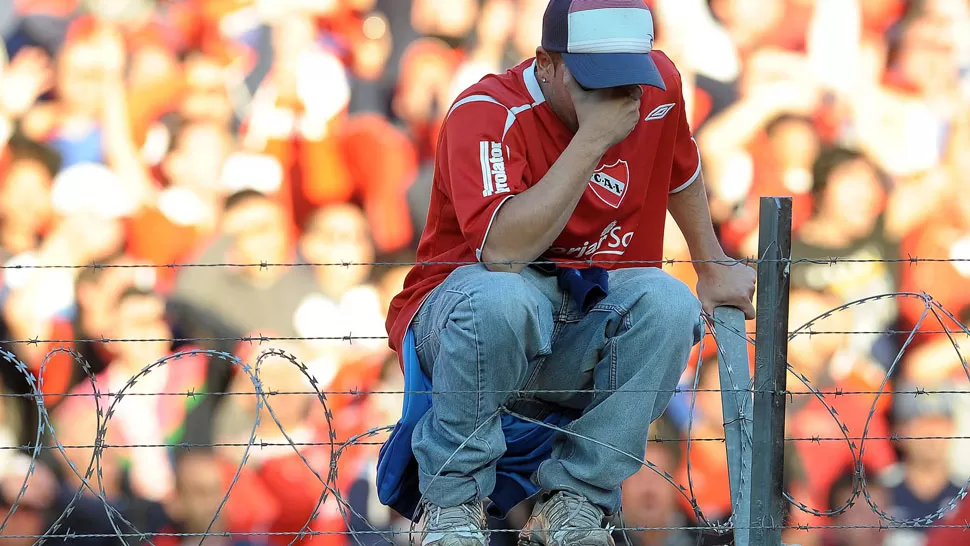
top-left (541, 78), bottom-right (548, 83)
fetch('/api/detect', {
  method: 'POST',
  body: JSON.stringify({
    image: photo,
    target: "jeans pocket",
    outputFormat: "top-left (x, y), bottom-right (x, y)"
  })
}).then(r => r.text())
top-left (519, 355), bottom-right (549, 398)
top-left (414, 327), bottom-right (438, 355)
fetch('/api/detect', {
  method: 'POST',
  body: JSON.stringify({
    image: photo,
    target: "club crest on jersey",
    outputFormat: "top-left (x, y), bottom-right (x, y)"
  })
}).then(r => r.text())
top-left (589, 159), bottom-right (629, 209)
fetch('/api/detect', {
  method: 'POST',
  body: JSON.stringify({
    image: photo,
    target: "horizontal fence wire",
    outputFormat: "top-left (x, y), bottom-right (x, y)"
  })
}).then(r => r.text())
top-left (2, 255), bottom-right (969, 271)
top-left (1, 388), bottom-right (969, 398)
top-left (0, 258), bottom-right (968, 545)
top-left (3, 434), bottom-right (970, 451)
top-left (2, 327), bottom-right (970, 345)
top-left (7, 522), bottom-right (970, 541)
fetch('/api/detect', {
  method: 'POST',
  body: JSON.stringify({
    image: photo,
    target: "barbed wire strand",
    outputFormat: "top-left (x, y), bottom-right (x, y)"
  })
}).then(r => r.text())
top-left (3, 255), bottom-right (970, 272)
top-left (4, 323), bottom-right (970, 348)
top-left (4, 388), bottom-right (970, 399)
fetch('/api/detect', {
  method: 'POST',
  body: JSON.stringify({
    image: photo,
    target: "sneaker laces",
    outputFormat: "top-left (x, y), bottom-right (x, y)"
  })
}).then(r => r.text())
top-left (426, 503), bottom-right (483, 531)
top-left (545, 491), bottom-right (605, 534)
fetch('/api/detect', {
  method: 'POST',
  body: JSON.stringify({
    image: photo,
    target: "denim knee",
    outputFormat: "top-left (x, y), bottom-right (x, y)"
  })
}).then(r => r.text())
top-left (447, 271), bottom-right (549, 345)
top-left (419, 268), bottom-right (553, 381)
top-left (618, 269), bottom-right (703, 345)
top-left (651, 274), bottom-right (703, 342)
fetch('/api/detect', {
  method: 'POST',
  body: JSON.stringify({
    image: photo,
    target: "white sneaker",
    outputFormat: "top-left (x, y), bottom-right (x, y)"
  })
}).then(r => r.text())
top-left (418, 501), bottom-right (489, 545)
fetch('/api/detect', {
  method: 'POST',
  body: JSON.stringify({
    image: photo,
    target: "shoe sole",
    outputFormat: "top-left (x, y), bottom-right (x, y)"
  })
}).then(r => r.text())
top-left (519, 531), bottom-right (602, 545)
top-left (518, 531), bottom-right (614, 546)
top-left (422, 534), bottom-right (488, 546)
top-left (422, 537), bottom-right (488, 546)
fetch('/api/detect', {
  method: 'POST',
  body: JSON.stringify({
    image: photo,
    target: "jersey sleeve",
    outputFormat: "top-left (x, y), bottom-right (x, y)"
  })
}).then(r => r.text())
top-left (669, 83), bottom-right (702, 194)
top-left (440, 99), bottom-right (529, 261)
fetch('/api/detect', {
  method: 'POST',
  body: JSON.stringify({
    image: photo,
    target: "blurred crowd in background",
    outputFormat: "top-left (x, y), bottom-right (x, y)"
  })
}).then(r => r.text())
top-left (0, 0), bottom-right (970, 545)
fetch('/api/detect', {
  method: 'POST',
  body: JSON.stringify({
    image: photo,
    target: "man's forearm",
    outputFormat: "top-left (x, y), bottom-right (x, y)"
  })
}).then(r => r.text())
top-left (667, 174), bottom-right (729, 272)
top-left (480, 130), bottom-right (607, 273)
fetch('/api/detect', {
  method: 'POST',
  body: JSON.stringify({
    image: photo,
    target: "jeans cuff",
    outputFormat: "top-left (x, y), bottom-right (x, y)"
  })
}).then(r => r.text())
top-left (535, 459), bottom-right (621, 515)
top-left (418, 466), bottom-right (490, 508)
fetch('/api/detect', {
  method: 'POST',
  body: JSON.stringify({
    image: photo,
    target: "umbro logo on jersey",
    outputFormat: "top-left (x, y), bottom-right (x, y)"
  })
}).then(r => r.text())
top-left (588, 159), bottom-right (629, 209)
top-left (480, 141), bottom-right (510, 196)
top-left (645, 103), bottom-right (675, 121)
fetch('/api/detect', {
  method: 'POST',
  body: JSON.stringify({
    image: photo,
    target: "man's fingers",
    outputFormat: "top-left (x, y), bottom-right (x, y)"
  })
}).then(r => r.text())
top-left (703, 298), bottom-right (756, 321)
top-left (723, 294), bottom-right (757, 320)
top-left (563, 67), bottom-right (603, 99)
top-left (627, 85), bottom-right (643, 101)
top-left (740, 300), bottom-right (756, 321)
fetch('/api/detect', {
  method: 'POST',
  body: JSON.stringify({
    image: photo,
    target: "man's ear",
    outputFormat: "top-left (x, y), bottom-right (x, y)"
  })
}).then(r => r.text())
top-left (535, 47), bottom-right (556, 82)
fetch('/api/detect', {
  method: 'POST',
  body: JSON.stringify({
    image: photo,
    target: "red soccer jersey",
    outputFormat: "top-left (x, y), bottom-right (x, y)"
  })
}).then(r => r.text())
top-left (386, 53), bottom-right (701, 355)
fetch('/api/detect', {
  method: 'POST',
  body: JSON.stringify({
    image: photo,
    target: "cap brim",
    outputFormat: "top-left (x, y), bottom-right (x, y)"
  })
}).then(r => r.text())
top-left (562, 52), bottom-right (666, 91)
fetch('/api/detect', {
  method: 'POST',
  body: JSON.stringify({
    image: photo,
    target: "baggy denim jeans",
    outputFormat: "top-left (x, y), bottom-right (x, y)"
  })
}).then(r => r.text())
top-left (410, 264), bottom-right (703, 514)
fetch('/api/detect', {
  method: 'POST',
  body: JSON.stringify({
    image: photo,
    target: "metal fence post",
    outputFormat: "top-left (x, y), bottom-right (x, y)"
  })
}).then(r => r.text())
top-left (714, 306), bottom-right (753, 546)
top-left (749, 197), bottom-right (792, 546)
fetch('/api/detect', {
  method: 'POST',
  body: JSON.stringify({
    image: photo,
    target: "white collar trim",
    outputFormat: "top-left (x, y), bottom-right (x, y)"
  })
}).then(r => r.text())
top-left (523, 60), bottom-right (546, 106)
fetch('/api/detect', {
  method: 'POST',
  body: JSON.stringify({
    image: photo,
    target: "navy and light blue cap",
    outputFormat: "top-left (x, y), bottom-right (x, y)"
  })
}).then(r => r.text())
top-left (542, 0), bottom-right (666, 91)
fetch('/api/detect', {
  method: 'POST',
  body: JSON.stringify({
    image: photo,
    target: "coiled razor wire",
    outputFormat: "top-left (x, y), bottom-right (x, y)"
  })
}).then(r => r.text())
top-left (0, 290), bottom-right (968, 543)
top-left (779, 292), bottom-right (970, 529)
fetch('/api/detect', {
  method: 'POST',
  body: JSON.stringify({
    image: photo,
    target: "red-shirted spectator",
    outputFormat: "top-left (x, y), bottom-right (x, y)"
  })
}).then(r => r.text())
top-left (386, 53), bottom-right (707, 352)
top-left (384, 3), bottom-right (757, 540)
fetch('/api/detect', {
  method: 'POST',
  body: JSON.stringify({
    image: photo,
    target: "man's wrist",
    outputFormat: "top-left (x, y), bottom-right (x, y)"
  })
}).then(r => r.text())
top-left (692, 249), bottom-right (733, 273)
top-left (573, 127), bottom-right (611, 158)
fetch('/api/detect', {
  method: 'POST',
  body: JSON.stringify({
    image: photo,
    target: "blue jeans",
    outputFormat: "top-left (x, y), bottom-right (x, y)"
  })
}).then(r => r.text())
top-left (410, 264), bottom-right (702, 514)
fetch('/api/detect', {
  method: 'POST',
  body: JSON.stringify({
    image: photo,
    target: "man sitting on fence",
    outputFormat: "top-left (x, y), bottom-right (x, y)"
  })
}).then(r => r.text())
top-left (378, 1), bottom-right (756, 545)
